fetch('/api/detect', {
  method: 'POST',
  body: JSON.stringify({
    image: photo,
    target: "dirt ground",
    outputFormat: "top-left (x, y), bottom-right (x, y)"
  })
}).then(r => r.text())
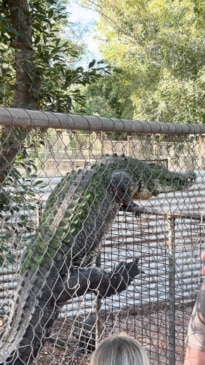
top-left (33, 304), bottom-right (193, 365)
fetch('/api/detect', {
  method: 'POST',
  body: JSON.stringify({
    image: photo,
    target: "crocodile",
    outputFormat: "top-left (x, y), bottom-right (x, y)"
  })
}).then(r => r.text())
top-left (0, 155), bottom-right (196, 364)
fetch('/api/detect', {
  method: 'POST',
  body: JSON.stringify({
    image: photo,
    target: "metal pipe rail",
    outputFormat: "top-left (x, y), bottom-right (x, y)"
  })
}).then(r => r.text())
top-left (1, 107), bottom-right (205, 135)
top-left (132, 206), bottom-right (205, 222)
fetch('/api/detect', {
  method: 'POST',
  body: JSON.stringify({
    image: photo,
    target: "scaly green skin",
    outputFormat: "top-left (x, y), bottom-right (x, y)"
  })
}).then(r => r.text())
top-left (0, 155), bottom-right (196, 365)
top-left (23, 156), bottom-right (196, 272)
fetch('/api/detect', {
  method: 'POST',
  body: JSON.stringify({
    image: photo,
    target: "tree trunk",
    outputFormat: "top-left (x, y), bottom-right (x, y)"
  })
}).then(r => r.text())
top-left (7, 0), bottom-right (36, 108)
top-left (0, 127), bottom-right (30, 185)
top-left (0, 0), bottom-right (40, 185)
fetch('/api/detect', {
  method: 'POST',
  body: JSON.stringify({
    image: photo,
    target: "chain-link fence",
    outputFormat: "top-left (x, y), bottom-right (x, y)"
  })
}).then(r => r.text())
top-left (0, 108), bottom-right (205, 365)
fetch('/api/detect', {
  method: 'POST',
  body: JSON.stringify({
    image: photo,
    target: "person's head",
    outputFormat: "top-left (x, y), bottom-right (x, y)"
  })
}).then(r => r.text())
top-left (90, 333), bottom-right (149, 365)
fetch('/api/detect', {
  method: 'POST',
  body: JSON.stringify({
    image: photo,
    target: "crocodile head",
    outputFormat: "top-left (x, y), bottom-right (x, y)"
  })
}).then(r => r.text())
top-left (131, 161), bottom-right (196, 200)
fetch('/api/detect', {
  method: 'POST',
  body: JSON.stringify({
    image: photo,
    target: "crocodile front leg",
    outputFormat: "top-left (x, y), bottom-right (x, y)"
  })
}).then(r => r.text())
top-left (120, 201), bottom-right (146, 215)
top-left (57, 258), bottom-right (142, 303)
top-left (0, 259), bottom-right (141, 364)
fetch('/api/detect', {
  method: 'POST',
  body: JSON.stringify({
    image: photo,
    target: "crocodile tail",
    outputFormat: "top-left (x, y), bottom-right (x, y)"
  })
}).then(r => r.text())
top-left (0, 267), bottom-right (60, 365)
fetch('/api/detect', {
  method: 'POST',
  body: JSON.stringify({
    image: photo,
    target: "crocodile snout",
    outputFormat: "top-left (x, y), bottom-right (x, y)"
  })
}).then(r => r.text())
top-left (179, 171), bottom-right (196, 187)
top-left (187, 172), bottom-right (197, 184)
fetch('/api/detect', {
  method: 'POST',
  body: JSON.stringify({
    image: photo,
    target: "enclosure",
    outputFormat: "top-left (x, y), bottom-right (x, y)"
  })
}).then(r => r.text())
top-left (1, 108), bottom-right (205, 365)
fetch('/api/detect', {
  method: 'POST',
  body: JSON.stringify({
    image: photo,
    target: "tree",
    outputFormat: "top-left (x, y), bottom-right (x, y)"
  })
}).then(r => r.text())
top-left (77, 67), bottom-right (134, 119)
top-left (0, 0), bottom-right (105, 184)
top-left (82, 0), bottom-right (205, 123)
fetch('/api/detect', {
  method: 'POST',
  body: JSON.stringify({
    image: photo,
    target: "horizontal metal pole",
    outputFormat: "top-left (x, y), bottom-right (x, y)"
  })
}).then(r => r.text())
top-left (0, 107), bottom-right (205, 135)
top-left (133, 207), bottom-right (205, 222)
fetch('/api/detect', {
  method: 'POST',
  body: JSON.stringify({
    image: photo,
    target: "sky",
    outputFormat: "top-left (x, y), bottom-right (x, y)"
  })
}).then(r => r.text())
top-left (68, 1), bottom-right (101, 64)
top-left (69, 1), bottom-right (98, 24)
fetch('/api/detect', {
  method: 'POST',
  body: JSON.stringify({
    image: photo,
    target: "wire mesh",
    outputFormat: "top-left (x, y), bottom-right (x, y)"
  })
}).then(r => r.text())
top-left (0, 112), bottom-right (205, 365)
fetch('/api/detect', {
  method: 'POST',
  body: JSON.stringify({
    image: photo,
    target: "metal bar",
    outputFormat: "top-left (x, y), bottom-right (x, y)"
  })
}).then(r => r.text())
top-left (95, 252), bottom-right (102, 347)
top-left (132, 206), bottom-right (205, 222)
top-left (0, 107), bottom-right (205, 135)
top-left (167, 216), bottom-right (176, 365)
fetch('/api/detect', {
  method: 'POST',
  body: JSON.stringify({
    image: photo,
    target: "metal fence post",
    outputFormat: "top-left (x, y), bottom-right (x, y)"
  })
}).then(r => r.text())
top-left (167, 215), bottom-right (176, 365)
top-left (95, 252), bottom-right (102, 346)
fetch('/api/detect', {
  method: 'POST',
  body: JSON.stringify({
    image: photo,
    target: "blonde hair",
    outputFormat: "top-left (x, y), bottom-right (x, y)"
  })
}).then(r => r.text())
top-left (90, 333), bottom-right (149, 365)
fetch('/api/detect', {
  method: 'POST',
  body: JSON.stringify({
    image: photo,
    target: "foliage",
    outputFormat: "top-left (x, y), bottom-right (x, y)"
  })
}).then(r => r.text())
top-left (83, 0), bottom-right (205, 123)
top-left (78, 67), bottom-right (134, 119)
top-left (0, 131), bottom-right (45, 267)
top-left (0, 0), bottom-right (107, 111)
